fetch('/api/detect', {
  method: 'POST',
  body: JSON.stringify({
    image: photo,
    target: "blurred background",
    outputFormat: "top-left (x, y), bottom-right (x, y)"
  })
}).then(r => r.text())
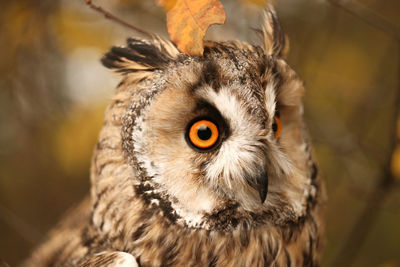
top-left (0, 0), bottom-right (399, 266)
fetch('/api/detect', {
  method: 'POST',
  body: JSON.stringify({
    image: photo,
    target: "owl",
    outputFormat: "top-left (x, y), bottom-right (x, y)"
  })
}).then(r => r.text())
top-left (25, 8), bottom-right (325, 267)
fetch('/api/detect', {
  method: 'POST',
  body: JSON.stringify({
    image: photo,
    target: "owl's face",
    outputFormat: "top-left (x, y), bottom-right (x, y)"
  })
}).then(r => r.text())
top-left (99, 11), bottom-right (315, 230)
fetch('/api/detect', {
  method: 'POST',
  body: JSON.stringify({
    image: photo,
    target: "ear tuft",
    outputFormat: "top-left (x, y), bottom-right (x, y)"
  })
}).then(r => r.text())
top-left (101, 36), bottom-right (180, 75)
top-left (261, 7), bottom-right (289, 58)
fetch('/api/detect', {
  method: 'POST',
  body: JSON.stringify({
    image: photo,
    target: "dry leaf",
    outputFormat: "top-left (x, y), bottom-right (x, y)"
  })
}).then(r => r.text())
top-left (158, 0), bottom-right (226, 56)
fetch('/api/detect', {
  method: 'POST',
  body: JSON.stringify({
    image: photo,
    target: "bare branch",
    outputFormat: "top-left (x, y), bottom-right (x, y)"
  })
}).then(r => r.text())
top-left (84, 0), bottom-right (152, 38)
top-left (328, 42), bottom-right (400, 267)
top-left (327, 0), bottom-right (400, 40)
top-left (0, 203), bottom-right (43, 245)
top-left (325, 1), bottom-right (400, 265)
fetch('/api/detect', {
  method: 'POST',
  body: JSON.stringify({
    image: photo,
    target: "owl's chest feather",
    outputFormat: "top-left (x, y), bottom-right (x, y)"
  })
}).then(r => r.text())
top-left (83, 189), bottom-right (323, 267)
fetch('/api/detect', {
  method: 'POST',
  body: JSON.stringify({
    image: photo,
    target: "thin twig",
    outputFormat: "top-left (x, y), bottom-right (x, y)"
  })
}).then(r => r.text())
top-left (330, 173), bottom-right (396, 266)
top-left (326, 0), bottom-right (400, 265)
top-left (327, 0), bottom-right (400, 40)
top-left (326, 0), bottom-right (400, 261)
top-left (0, 203), bottom-right (43, 245)
top-left (84, 0), bottom-right (152, 38)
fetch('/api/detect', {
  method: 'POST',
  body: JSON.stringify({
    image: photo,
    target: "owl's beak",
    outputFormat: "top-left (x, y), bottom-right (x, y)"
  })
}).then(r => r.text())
top-left (254, 171), bottom-right (269, 204)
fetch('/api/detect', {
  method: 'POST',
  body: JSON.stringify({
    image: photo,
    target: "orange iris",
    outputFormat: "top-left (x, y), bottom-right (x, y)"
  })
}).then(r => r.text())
top-left (188, 120), bottom-right (219, 149)
top-left (273, 116), bottom-right (282, 140)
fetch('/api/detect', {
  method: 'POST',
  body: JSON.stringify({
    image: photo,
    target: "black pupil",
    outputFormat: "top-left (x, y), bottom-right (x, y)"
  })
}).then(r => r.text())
top-left (197, 125), bottom-right (212, 140)
top-left (272, 121), bottom-right (278, 132)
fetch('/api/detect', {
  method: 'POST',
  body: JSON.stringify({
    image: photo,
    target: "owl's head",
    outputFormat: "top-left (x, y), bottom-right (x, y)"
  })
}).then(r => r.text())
top-left (94, 9), bottom-right (316, 230)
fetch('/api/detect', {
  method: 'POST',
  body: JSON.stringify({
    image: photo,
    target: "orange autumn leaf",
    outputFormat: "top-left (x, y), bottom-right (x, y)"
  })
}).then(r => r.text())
top-left (158, 0), bottom-right (226, 56)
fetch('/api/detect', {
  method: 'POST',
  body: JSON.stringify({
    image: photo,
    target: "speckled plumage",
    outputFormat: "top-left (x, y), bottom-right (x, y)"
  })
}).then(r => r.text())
top-left (25, 9), bottom-right (325, 267)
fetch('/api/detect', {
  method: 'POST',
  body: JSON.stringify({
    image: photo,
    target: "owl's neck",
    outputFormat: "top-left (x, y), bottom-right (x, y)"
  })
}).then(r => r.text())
top-left (88, 166), bottom-right (323, 266)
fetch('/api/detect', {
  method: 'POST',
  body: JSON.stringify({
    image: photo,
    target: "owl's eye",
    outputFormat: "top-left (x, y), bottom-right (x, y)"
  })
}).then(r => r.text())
top-left (272, 116), bottom-right (282, 140)
top-left (187, 119), bottom-right (219, 150)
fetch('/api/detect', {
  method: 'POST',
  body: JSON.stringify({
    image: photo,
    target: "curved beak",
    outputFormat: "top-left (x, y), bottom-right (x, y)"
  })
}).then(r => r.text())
top-left (248, 170), bottom-right (269, 204)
